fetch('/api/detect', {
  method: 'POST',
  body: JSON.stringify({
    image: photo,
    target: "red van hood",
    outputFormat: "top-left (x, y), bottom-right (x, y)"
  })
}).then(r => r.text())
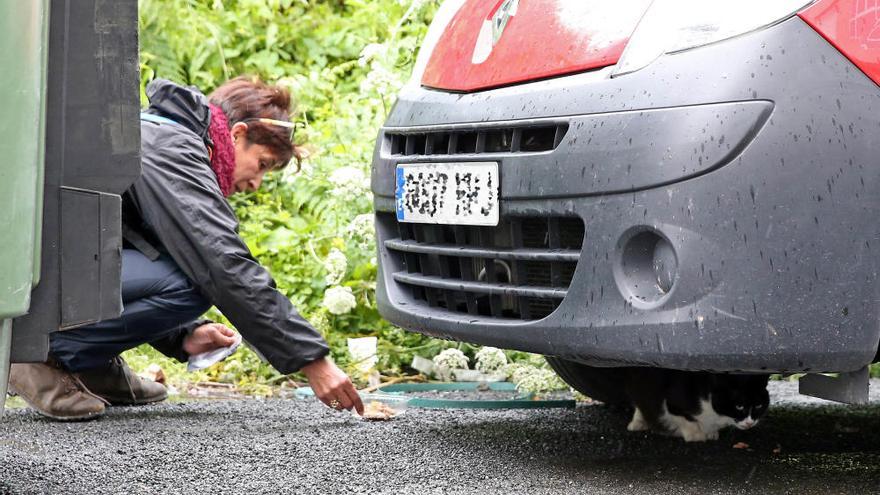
top-left (422, 0), bottom-right (651, 92)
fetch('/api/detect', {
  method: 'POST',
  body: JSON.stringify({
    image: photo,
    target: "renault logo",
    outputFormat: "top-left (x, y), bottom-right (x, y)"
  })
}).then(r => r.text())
top-left (472, 0), bottom-right (519, 64)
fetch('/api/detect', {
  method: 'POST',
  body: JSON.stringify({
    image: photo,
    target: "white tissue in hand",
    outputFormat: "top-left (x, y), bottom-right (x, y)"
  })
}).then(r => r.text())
top-left (187, 333), bottom-right (242, 372)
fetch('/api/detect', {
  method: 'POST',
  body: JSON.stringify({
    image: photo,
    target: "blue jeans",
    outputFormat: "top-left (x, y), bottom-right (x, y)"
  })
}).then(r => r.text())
top-left (50, 249), bottom-right (211, 372)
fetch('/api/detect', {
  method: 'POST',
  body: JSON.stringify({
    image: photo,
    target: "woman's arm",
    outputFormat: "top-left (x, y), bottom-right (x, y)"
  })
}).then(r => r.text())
top-left (131, 126), bottom-right (329, 374)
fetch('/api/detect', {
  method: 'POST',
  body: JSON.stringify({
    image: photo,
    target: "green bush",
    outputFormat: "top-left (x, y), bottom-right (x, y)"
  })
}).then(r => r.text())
top-left (128, 0), bottom-right (461, 391)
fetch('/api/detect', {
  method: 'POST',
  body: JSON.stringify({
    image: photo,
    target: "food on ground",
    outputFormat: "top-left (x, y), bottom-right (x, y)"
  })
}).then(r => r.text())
top-left (362, 400), bottom-right (398, 420)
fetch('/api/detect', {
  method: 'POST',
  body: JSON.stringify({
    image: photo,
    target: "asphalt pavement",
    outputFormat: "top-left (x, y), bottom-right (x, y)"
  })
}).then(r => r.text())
top-left (2, 380), bottom-right (880, 494)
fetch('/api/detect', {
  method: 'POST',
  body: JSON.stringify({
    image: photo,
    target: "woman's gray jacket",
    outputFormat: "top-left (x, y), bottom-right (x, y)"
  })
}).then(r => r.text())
top-left (124, 79), bottom-right (329, 373)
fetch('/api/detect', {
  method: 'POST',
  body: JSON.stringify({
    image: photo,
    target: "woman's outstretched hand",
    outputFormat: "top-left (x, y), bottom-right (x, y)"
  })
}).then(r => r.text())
top-left (182, 322), bottom-right (238, 356)
top-left (301, 357), bottom-right (365, 415)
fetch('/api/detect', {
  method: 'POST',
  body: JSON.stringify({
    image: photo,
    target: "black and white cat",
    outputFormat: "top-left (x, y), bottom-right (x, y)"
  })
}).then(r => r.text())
top-left (623, 369), bottom-right (770, 442)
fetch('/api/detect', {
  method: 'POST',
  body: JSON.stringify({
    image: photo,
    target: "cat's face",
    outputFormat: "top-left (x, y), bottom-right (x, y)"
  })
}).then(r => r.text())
top-left (711, 374), bottom-right (770, 430)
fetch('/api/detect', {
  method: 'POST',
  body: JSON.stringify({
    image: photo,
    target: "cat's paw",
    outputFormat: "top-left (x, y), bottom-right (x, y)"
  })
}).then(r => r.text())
top-left (682, 431), bottom-right (709, 442)
top-left (627, 417), bottom-right (649, 432)
top-left (680, 425), bottom-right (709, 442)
top-left (627, 409), bottom-right (649, 432)
top-left (705, 429), bottom-right (720, 441)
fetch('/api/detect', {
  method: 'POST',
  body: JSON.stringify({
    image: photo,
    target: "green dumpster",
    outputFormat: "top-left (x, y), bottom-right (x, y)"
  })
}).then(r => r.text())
top-left (1, 0), bottom-right (140, 415)
top-left (0, 1), bottom-right (50, 409)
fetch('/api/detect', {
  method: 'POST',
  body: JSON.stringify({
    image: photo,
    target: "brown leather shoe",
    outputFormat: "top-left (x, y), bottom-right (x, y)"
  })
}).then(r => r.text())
top-left (75, 356), bottom-right (167, 406)
top-left (8, 361), bottom-right (107, 421)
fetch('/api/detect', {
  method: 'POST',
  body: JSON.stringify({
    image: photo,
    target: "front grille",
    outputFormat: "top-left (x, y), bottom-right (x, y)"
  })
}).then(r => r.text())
top-left (380, 213), bottom-right (584, 320)
top-left (386, 123), bottom-right (568, 157)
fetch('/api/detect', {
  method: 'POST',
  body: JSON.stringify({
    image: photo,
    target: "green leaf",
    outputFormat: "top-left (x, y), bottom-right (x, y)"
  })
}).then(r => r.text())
top-left (266, 22), bottom-right (278, 48)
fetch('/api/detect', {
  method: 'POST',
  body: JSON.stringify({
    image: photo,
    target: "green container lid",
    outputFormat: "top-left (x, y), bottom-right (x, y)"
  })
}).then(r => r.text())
top-left (295, 382), bottom-right (576, 410)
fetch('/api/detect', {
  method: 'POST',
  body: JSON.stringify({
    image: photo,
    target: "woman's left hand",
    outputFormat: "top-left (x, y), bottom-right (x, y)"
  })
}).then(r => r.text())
top-left (183, 322), bottom-right (238, 355)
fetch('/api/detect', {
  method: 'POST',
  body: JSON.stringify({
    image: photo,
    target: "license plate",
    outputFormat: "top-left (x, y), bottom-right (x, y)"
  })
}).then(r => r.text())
top-left (395, 162), bottom-right (499, 226)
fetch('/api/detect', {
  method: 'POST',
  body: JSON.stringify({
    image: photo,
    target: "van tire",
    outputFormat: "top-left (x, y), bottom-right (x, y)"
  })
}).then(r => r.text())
top-left (545, 357), bottom-right (631, 406)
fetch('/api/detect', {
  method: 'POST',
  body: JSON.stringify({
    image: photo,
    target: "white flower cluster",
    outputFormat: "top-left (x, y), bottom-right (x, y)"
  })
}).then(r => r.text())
top-left (358, 43), bottom-right (387, 68)
top-left (359, 63), bottom-right (404, 97)
top-left (474, 347), bottom-right (507, 373)
top-left (322, 286), bottom-right (356, 315)
top-left (432, 348), bottom-right (469, 381)
top-left (323, 248), bottom-right (348, 285)
top-left (501, 363), bottom-right (530, 384)
top-left (328, 166), bottom-right (369, 197)
top-left (515, 368), bottom-right (567, 395)
top-left (504, 363), bottom-right (567, 395)
top-left (346, 213), bottom-right (375, 251)
top-left (308, 310), bottom-right (331, 335)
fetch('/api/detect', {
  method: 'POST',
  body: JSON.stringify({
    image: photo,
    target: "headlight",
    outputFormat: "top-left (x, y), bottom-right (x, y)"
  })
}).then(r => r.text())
top-left (405, 0), bottom-right (466, 88)
top-left (612, 0), bottom-right (815, 77)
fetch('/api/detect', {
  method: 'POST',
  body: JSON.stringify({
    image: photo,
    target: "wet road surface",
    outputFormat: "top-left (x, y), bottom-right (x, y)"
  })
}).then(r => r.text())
top-left (1, 381), bottom-right (879, 494)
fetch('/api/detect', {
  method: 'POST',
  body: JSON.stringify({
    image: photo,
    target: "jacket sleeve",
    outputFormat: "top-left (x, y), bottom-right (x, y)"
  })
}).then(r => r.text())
top-left (131, 127), bottom-right (329, 374)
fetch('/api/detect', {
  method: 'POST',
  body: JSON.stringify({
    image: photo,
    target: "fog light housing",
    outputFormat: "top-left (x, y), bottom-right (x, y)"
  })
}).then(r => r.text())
top-left (615, 229), bottom-right (678, 308)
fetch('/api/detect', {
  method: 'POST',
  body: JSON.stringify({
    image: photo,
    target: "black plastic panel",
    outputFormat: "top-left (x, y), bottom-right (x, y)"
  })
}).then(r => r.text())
top-left (381, 213), bottom-right (584, 320)
top-left (374, 102), bottom-right (772, 199)
top-left (11, 0), bottom-right (139, 362)
top-left (60, 188), bottom-right (123, 328)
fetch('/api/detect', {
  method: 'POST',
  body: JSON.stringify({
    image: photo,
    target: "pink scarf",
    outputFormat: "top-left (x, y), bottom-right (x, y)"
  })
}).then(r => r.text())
top-left (207, 104), bottom-right (235, 196)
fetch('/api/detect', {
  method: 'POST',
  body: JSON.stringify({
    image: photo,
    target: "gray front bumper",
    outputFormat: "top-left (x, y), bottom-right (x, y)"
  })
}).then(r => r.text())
top-left (370, 17), bottom-right (880, 373)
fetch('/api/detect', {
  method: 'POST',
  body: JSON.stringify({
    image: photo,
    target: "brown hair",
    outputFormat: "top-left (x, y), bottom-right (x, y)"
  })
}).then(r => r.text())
top-left (208, 76), bottom-right (302, 171)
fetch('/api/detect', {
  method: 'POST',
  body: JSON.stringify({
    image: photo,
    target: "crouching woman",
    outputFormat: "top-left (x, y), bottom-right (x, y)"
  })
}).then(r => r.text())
top-left (10, 77), bottom-right (363, 420)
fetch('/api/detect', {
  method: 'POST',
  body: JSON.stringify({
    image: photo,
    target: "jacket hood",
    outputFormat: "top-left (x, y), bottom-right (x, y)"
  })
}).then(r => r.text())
top-left (145, 79), bottom-right (211, 140)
